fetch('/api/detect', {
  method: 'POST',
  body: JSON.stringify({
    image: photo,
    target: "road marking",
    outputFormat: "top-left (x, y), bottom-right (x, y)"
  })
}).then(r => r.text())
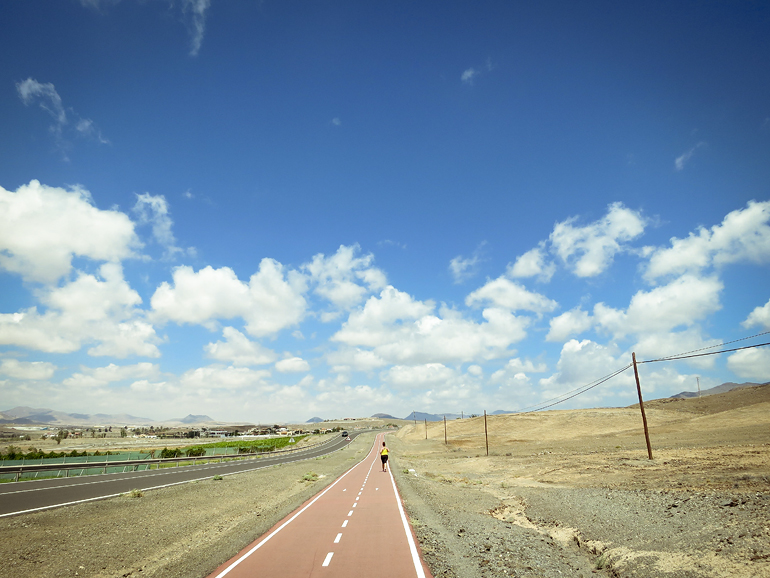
top-left (334, 533), bottom-right (342, 543)
top-left (209, 436), bottom-right (376, 578)
top-left (387, 464), bottom-right (427, 578)
top-left (341, 520), bottom-right (348, 527)
top-left (352, 502), bottom-right (357, 508)
top-left (355, 497), bottom-right (359, 501)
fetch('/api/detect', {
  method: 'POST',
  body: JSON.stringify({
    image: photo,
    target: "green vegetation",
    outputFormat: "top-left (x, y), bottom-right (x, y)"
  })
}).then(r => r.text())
top-left (213, 475), bottom-right (223, 481)
top-left (127, 489), bottom-right (144, 498)
top-left (179, 435), bottom-right (306, 456)
top-left (0, 446), bottom-right (118, 461)
top-left (301, 472), bottom-right (319, 482)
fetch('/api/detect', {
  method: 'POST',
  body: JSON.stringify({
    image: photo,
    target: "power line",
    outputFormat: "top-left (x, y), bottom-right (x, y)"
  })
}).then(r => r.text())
top-left (638, 341), bottom-right (770, 364)
top-left (638, 329), bottom-right (770, 363)
top-left (510, 364), bottom-right (632, 415)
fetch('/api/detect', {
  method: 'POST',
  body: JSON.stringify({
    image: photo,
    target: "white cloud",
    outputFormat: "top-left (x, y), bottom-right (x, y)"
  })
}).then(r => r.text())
top-left (63, 362), bottom-right (160, 388)
top-left (382, 363), bottom-right (456, 389)
top-left (16, 78), bottom-right (108, 156)
top-left (490, 357), bottom-right (547, 384)
top-left (0, 263), bottom-right (161, 358)
top-left (0, 359), bottom-right (56, 380)
top-left (133, 193), bottom-right (191, 259)
top-left (303, 244), bottom-right (387, 313)
top-left (182, 0), bottom-right (211, 56)
top-left (645, 200), bottom-right (770, 281)
top-left (275, 357), bottom-right (311, 373)
top-left (675, 141), bottom-right (706, 171)
top-left (538, 339), bottom-right (635, 405)
top-left (178, 365), bottom-right (273, 391)
top-left (550, 202), bottom-right (646, 277)
top-left (465, 277), bottom-right (557, 314)
top-left (726, 348), bottom-right (770, 380)
top-left (546, 307), bottom-right (593, 342)
top-left (449, 243), bottom-right (486, 283)
top-left (632, 328), bottom-right (721, 370)
top-left (204, 327), bottom-right (277, 366)
top-left (151, 259), bottom-right (307, 337)
top-left (594, 274), bottom-right (722, 338)
top-left (327, 348), bottom-right (387, 372)
top-left (0, 181), bottom-right (139, 284)
top-left (332, 286), bottom-right (529, 365)
top-left (743, 299), bottom-right (770, 330)
top-left (461, 68), bottom-right (478, 84)
top-left (507, 243), bottom-right (556, 282)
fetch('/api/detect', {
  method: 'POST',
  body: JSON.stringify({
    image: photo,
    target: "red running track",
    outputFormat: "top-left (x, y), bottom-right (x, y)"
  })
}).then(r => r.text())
top-left (207, 433), bottom-right (432, 578)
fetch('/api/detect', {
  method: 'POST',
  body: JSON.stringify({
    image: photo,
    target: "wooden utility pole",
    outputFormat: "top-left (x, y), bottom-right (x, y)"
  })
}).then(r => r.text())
top-left (444, 415), bottom-right (447, 445)
top-left (484, 410), bottom-right (489, 456)
top-left (424, 419), bottom-right (427, 439)
top-left (632, 352), bottom-right (653, 460)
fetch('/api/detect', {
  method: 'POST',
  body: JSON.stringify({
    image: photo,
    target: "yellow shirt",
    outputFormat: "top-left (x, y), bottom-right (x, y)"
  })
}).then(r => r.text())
top-left (381, 447), bottom-right (389, 456)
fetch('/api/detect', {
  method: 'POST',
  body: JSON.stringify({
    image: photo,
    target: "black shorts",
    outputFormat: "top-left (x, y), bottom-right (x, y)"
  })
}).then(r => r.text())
top-left (381, 455), bottom-right (389, 463)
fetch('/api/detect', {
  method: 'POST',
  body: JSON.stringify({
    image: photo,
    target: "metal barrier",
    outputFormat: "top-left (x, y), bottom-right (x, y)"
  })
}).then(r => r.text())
top-left (0, 434), bottom-right (344, 483)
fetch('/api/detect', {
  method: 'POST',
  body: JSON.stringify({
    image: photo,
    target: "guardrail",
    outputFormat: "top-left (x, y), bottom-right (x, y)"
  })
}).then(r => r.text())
top-left (0, 433), bottom-right (347, 483)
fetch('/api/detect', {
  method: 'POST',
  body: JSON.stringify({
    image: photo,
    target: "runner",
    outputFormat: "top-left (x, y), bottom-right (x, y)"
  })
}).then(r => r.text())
top-left (380, 441), bottom-right (389, 472)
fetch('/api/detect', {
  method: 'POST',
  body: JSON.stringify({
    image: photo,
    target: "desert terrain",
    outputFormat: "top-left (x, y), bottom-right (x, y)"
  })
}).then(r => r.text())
top-left (391, 384), bottom-right (770, 577)
top-left (0, 386), bottom-right (768, 578)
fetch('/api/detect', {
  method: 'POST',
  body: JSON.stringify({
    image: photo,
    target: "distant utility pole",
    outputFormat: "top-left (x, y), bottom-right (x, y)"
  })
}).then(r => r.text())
top-left (484, 410), bottom-right (489, 456)
top-left (424, 419), bottom-right (428, 439)
top-left (444, 415), bottom-right (447, 445)
top-left (697, 377), bottom-right (701, 398)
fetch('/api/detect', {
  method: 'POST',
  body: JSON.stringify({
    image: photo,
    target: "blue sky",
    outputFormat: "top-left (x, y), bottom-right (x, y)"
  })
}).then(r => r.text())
top-left (1, 1), bottom-right (769, 423)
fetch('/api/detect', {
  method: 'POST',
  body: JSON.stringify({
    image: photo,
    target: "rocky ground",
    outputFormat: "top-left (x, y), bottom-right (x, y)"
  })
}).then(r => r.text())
top-left (390, 385), bottom-right (770, 578)
top-left (1, 386), bottom-right (768, 578)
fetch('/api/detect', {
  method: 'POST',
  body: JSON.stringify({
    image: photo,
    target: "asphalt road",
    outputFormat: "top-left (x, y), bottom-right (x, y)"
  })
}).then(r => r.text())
top-left (0, 432), bottom-right (366, 517)
top-left (207, 432), bottom-right (431, 578)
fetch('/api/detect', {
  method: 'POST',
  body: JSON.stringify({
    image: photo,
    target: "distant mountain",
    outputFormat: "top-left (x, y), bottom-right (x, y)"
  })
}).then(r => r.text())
top-left (171, 414), bottom-right (214, 424)
top-left (670, 381), bottom-right (766, 399)
top-left (403, 411), bottom-right (467, 422)
top-left (306, 416), bottom-right (324, 423)
top-left (0, 406), bottom-right (155, 426)
top-left (371, 413), bottom-right (398, 419)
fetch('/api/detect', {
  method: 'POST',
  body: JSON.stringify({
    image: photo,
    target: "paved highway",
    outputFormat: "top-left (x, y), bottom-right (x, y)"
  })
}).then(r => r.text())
top-left (0, 432), bottom-right (366, 518)
top-left (207, 432), bottom-right (432, 578)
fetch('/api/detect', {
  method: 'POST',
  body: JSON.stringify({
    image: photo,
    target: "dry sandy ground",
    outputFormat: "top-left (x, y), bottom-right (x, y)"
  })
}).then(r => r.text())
top-left (0, 387), bottom-right (768, 578)
top-left (0, 433), bottom-right (378, 578)
top-left (391, 384), bottom-right (770, 577)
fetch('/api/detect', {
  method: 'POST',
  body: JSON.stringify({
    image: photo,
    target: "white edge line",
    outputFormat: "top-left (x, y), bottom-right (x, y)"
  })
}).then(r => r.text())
top-left (387, 445), bottom-right (427, 578)
top-left (212, 435), bottom-right (379, 578)
top-left (322, 552), bottom-right (334, 567)
top-left (0, 435), bottom-right (362, 518)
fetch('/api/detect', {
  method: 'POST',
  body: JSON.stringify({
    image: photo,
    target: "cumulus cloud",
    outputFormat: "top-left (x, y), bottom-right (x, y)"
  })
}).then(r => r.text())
top-left (465, 277), bottom-right (557, 314)
top-left (332, 286), bottom-right (529, 365)
top-left (550, 202), bottom-right (647, 277)
top-left (179, 365), bottom-right (273, 391)
top-left (275, 357), bottom-right (311, 373)
top-left (490, 357), bottom-right (548, 385)
top-left (546, 307), bottom-right (593, 342)
top-left (727, 348), bottom-right (770, 380)
top-left (645, 200), bottom-right (770, 281)
top-left (0, 359), bottom-right (56, 380)
top-left (63, 362), bottom-right (160, 388)
top-left (204, 327), bottom-right (277, 366)
top-left (151, 260), bottom-right (307, 337)
top-left (0, 263), bottom-right (161, 358)
top-left (382, 363), bottom-right (456, 389)
top-left (743, 299), bottom-right (770, 330)
top-left (507, 243), bottom-right (556, 282)
top-left (303, 244), bottom-right (387, 315)
top-left (0, 181), bottom-right (139, 284)
top-left (593, 274), bottom-right (722, 339)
